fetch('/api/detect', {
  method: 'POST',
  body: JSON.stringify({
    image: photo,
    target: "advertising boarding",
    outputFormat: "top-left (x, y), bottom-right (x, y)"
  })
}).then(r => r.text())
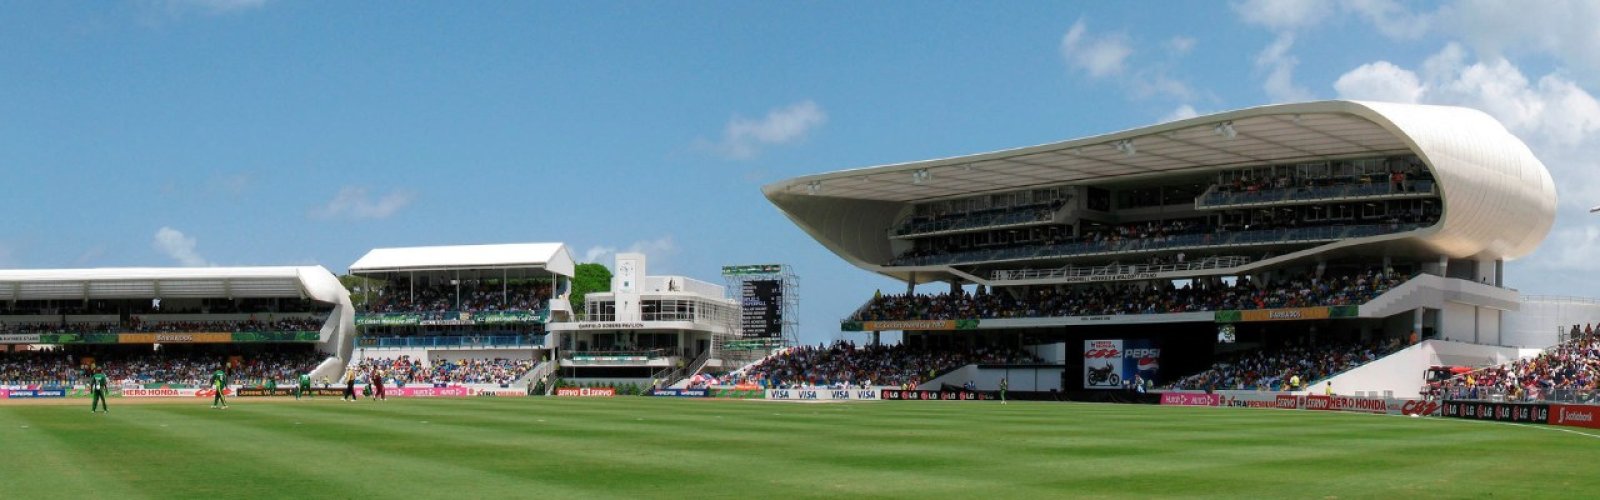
top-left (1083, 339), bottom-right (1160, 389)
top-left (764, 388), bottom-right (881, 401)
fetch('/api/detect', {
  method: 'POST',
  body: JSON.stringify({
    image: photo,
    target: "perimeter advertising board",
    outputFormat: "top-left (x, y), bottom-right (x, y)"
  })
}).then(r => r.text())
top-left (1159, 391), bottom-right (1442, 416)
top-left (765, 388), bottom-right (881, 401)
top-left (1083, 339), bottom-right (1159, 389)
top-left (556, 387), bottom-right (615, 397)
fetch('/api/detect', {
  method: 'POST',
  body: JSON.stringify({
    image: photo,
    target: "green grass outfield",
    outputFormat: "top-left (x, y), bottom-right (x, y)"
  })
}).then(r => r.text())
top-left (1, 397), bottom-right (1596, 499)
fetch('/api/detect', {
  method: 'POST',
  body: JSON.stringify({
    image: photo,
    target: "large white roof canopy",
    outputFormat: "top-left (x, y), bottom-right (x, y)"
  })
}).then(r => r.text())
top-left (0, 266), bottom-right (344, 302)
top-left (766, 101), bottom-right (1413, 203)
top-left (348, 243), bottom-right (575, 278)
top-left (764, 100), bottom-right (1557, 282)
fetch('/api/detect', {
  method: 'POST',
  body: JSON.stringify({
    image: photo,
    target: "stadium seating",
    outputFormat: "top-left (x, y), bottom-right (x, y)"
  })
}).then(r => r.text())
top-left (1441, 329), bottom-right (1600, 402)
top-left (0, 317), bottom-right (324, 334)
top-left (360, 355), bottom-right (535, 386)
top-left (731, 342), bottom-right (1041, 388)
top-left (0, 350), bottom-right (324, 387)
top-left (1166, 340), bottom-right (1404, 391)
top-left (362, 282), bottom-right (550, 314)
top-left (852, 269), bottom-right (1406, 321)
top-left (890, 214), bottom-right (1439, 267)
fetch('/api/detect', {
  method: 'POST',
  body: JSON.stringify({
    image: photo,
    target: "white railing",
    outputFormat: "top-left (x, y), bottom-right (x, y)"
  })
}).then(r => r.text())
top-left (1520, 295), bottom-right (1600, 305)
top-left (989, 256), bottom-right (1253, 282)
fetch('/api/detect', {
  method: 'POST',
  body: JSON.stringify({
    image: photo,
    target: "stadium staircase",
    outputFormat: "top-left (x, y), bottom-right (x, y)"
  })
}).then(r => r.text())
top-left (309, 355), bottom-right (347, 384)
top-left (509, 360), bottom-right (556, 392)
top-left (1308, 340), bottom-right (1530, 398)
top-left (1358, 273), bottom-right (1518, 320)
top-left (666, 351), bottom-right (714, 389)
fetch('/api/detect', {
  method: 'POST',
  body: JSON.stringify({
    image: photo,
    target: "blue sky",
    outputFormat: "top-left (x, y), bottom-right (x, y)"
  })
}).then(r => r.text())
top-left (3, 1), bottom-right (1599, 345)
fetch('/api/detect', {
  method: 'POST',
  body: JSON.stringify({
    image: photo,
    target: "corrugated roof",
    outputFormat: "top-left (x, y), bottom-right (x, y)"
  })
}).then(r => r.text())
top-left (348, 243), bottom-right (567, 273)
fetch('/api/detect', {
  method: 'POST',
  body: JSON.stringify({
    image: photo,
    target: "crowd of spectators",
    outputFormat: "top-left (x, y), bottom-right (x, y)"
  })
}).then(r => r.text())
top-left (359, 355), bottom-right (536, 387)
top-left (0, 317), bottom-right (325, 334)
top-left (730, 341), bottom-right (1042, 389)
top-left (895, 199), bottom-right (1066, 236)
top-left (854, 269), bottom-right (1405, 322)
top-left (364, 282), bottom-right (550, 314)
top-left (891, 208), bottom-right (1439, 266)
top-left (1167, 339), bottom-right (1405, 391)
top-left (0, 350), bottom-right (324, 387)
top-left (1441, 327), bottom-right (1600, 402)
top-left (123, 317), bottom-right (325, 333)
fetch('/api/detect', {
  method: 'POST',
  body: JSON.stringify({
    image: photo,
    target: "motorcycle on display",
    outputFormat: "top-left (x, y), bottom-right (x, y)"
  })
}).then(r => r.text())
top-left (1088, 362), bottom-right (1121, 386)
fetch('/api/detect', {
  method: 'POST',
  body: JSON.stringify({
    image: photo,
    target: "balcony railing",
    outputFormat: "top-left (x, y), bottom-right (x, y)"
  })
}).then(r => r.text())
top-left (891, 205), bottom-right (1059, 238)
top-left (1197, 180), bottom-right (1436, 209)
top-left (989, 255), bottom-right (1254, 282)
top-left (891, 222), bottom-right (1428, 267)
top-left (355, 308), bottom-right (549, 327)
top-left (358, 334), bottom-right (545, 348)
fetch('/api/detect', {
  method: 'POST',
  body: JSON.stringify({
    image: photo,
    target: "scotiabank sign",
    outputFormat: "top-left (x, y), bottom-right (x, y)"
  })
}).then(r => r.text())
top-left (1548, 404), bottom-right (1600, 429)
top-left (556, 387), bottom-right (615, 397)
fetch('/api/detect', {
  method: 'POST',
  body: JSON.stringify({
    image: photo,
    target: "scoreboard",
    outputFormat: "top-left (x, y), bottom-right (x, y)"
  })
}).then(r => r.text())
top-left (741, 279), bottom-right (783, 338)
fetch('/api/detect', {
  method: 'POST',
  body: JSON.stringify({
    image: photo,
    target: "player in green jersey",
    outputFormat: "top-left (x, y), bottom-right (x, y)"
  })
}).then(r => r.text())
top-left (90, 369), bottom-right (110, 414)
top-left (297, 372), bottom-right (313, 400)
top-left (210, 366), bottom-right (229, 409)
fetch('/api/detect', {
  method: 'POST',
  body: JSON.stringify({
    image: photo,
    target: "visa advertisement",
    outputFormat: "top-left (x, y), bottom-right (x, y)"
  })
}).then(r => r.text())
top-left (1083, 339), bottom-right (1160, 389)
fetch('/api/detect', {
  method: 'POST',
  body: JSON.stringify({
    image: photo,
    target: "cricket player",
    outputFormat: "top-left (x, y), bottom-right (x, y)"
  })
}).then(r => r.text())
top-left (90, 368), bottom-right (110, 414)
top-left (297, 372), bottom-right (313, 400)
top-left (210, 366), bottom-right (229, 409)
top-left (999, 377), bottom-right (1008, 405)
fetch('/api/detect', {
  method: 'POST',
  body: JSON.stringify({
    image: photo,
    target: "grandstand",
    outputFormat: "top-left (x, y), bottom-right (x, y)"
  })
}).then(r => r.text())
top-left (765, 100), bottom-right (1561, 397)
top-left (546, 252), bottom-right (741, 388)
top-left (0, 266), bottom-right (353, 386)
top-left (346, 243), bottom-right (573, 389)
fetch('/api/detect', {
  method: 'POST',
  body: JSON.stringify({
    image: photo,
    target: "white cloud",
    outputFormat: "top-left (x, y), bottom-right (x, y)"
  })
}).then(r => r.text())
top-left (1525, 225), bottom-right (1600, 272)
top-left (163, 0), bottom-right (269, 14)
top-left (1168, 36), bottom-right (1197, 55)
top-left (582, 246), bottom-right (616, 263)
top-left (1058, 20), bottom-right (1198, 104)
top-left (309, 187), bottom-right (417, 220)
top-left (1232, 0), bottom-right (1334, 32)
top-left (1331, 44), bottom-right (1600, 298)
top-left (1345, 0), bottom-right (1430, 40)
top-left (153, 227), bottom-right (211, 267)
top-left (1257, 34), bottom-right (1314, 102)
top-left (1060, 19), bottom-right (1134, 78)
top-left (582, 235), bottom-right (677, 265)
top-left (207, 171), bottom-right (252, 195)
top-left (706, 101), bottom-right (827, 160)
top-left (1332, 61), bottom-right (1424, 103)
top-left (1434, 0), bottom-right (1600, 82)
top-left (1159, 104), bottom-right (1200, 123)
top-left (1130, 73), bottom-right (1197, 102)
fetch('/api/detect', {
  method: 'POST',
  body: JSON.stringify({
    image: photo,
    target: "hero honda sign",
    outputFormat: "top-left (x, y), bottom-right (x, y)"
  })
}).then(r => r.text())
top-left (1083, 339), bottom-right (1160, 390)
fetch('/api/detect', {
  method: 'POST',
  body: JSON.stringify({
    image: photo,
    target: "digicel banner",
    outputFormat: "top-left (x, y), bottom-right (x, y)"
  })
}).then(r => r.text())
top-left (555, 387), bottom-right (615, 397)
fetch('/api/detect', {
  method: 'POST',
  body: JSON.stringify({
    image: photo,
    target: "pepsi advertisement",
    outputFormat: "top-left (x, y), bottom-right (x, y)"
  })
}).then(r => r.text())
top-left (1083, 339), bottom-right (1160, 389)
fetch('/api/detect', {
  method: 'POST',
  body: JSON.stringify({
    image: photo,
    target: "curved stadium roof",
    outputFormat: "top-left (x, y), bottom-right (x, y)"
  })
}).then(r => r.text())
top-left (0, 266), bottom-right (346, 302)
top-left (764, 100), bottom-right (1557, 281)
top-left (348, 243), bottom-right (575, 278)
